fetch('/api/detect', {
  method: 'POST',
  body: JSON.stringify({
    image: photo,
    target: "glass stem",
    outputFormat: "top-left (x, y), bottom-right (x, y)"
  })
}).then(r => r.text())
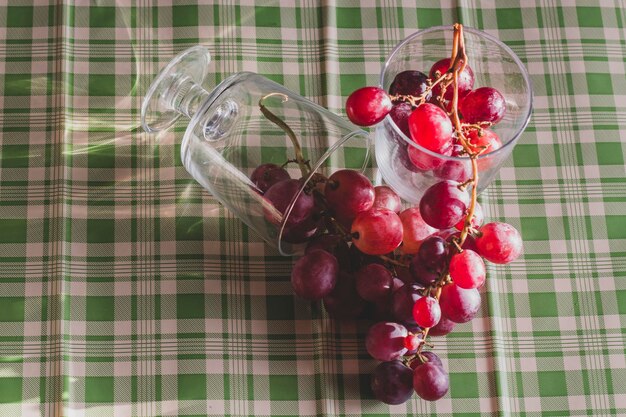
top-left (160, 74), bottom-right (210, 119)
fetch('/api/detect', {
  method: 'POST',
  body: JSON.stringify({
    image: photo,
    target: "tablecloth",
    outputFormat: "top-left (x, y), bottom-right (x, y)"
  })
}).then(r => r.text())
top-left (1, 1), bottom-right (625, 416)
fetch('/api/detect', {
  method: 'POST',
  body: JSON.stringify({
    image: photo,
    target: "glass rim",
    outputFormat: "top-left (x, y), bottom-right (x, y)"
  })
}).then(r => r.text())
top-left (378, 25), bottom-right (533, 162)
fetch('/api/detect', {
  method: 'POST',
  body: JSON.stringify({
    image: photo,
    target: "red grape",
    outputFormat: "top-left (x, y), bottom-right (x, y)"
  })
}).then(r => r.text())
top-left (291, 249), bottom-right (338, 300)
top-left (389, 70), bottom-right (432, 101)
top-left (355, 263), bottom-right (393, 302)
top-left (439, 283), bottom-right (481, 323)
top-left (264, 179), bottom-right (315, 226)
top-left (459, 87), bottom-right (506, 124)
top-left (365, 321), bottom-right (408, 361)
top-left (454, 201), bottom-right (484, 231)
top-left (372, 185), bottom-right (402, 213)
top-left (351, 209), bottom-right (403, 255)
top-left (323, 271), bottom-right (366, 320)
top-left (371, 361), bottom-right (414, 405)
top-left (404, 333), bottom-right (422, 351)
top-left (407, 143), bottom-right (451, 171)
top-left (449, 249), bottom-right (486, 289)
top-left (433, 144), bottom-right (472, 182)
top-left (429, 316), bottom-right (456, 336)
top-left (389, 102), bottom-right (413, 137)
top-left (475, 222), bottom-right (523, 264)
top-left (412, 296), bottom-right (441, 328)
top-left (250, 163), bottom-right (290, 193)
top-left (346, 86), bottom-right (392, 126)
top-left (391, 283), bottom-right (422, 326)
top-left (429, 58), bottom-right (474, 100)
top-left (466, 128), bottom-right (502, 154)
top-left (408, 103), bottom-right (454, 154)
top-left (419, 181), bottom-right (471, 229)
top-left (413, 362), bottom-right (449, 401)
top-left (397, 145), bottom-right (421, 173)
top-left (324, 169), bottom-right (375, 223)
top-left (399, 207), bottom-right (437, 254)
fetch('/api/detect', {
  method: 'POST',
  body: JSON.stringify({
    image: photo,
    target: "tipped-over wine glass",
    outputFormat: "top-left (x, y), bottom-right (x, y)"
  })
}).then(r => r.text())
top-left (141, 46), bottom-right (370, 255)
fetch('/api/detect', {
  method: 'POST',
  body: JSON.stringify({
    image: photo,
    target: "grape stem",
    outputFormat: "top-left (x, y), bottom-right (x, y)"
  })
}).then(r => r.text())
top-left (388, 73), bottom-right (448, 108)
top-left (414, 23), bottom-right (481, 358)
top-left (379, 255), bottom-right (409, 268)
top-left (259, 93), bottom-right (312, 178)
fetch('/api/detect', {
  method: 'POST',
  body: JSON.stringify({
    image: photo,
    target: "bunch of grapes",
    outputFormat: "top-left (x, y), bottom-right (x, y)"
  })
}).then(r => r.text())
top-left (252, 24), bottom-right (523, 404)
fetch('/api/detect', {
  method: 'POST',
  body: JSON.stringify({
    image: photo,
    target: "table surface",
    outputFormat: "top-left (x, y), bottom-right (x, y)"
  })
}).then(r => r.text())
top-left (1, 1), bottom-right (625, 416)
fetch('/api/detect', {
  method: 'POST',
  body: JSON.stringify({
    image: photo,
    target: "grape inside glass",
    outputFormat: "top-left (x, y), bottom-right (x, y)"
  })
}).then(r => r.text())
top-left (376, 26), bottom-right (532, 203)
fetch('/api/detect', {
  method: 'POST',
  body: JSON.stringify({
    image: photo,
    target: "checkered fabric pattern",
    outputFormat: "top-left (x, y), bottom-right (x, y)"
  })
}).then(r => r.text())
top-left (1, 0), bottom-right (625, 416)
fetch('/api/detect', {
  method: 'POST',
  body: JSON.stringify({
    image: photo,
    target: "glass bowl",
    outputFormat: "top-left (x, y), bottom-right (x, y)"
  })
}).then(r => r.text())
top-left (375, 26), bottom-right (533, 203)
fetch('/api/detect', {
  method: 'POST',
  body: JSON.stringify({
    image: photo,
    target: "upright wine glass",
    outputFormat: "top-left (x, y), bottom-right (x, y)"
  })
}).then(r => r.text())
top-left (376, 26), bottom-right (533, 203)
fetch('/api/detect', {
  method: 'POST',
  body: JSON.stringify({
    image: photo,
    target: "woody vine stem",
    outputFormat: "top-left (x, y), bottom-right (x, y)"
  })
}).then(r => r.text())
top-left (259, 23), bottom-right (481, 365)
top-left (406, 23), bottom-right (482, 361)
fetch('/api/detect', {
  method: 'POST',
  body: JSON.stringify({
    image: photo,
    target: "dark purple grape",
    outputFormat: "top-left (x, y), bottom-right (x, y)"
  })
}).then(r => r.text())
top-left (291, 250), bottom-right (338, 301)
top-left (306, 234), bottom-right (341, 254)
top-left (413, 362), bottom-right (449, 401)
top-left (323, 271), bottom-right (366, 320)
top-left (369, 298), bottom-right (394, 322)
top-left (348, 244), bottom-right (385, 272)
top-left (394, 266), bottom-right (415, 285)
top-left (391, 284), bottom-right (422, 326)
top-left (459, 87), bottom-right (506, 124)
top-left (264, 179), bottom-right (315, 227)
top-left (250, 163), bottom-right (290, 193)
top-left (419, 180), bottom-right (471, 229)
top-left (389, 70), bottom-right (431, 102)
top-left (355, 264), bottom-right (393, 302)
top-left (365, 322), bottom-right (408, 361)
top-left (281, 220), bottom-right (318, 244)
top-left (409, 260), bottom-right (439, 287)
top-left (418, 236), bottom-right (449, 268)
top-left (306, 234), bottom-right (351, 269)
top-left (371, 361), bottom-right (414, 405)
top-left (389, 102), bottom-right (413, 137)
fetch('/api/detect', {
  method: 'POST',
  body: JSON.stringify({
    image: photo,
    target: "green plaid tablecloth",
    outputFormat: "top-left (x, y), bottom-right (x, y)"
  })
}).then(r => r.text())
top-left (1, 1), bottom-right (625, 416)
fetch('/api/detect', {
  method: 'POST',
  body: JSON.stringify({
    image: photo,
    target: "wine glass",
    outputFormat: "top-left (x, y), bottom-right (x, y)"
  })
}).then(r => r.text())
top-left (141, 46), bottom-right (370, 255)
top-left (375, 26), bottom-right (533, 203)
